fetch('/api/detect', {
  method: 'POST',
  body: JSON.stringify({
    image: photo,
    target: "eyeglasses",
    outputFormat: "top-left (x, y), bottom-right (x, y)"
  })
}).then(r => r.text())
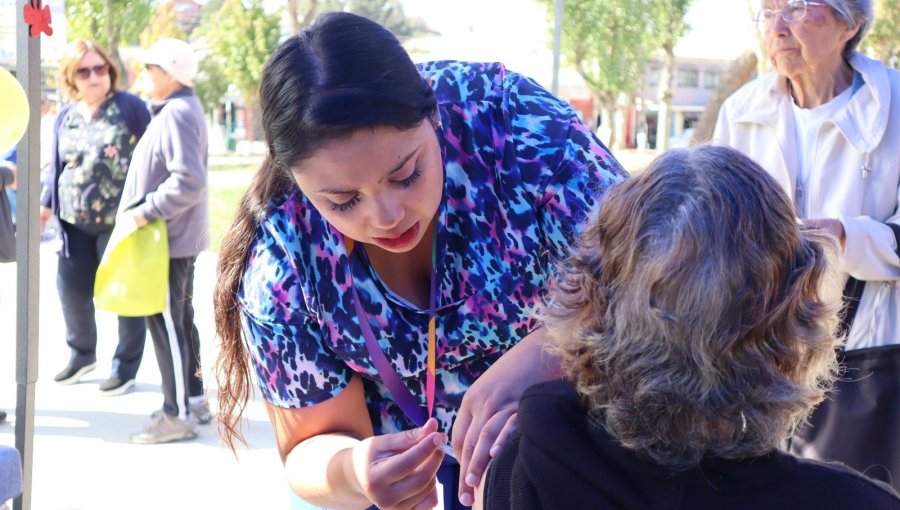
top-left (73, 63), bottom-right (109, 80)
top-left (755, 0), bottom-right (829, 30)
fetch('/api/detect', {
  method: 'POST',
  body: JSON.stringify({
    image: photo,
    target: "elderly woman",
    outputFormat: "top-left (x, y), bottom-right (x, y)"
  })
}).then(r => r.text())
top-left (713, 0), bottom-right (900, 490)
top-left (41, 40), bottom-right (150, 396)
top-left (481, 146), bottom-right (900, 510)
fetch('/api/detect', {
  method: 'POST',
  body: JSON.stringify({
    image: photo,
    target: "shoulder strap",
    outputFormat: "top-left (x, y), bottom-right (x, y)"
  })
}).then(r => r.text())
top-left (346, 240), bottom-right (427, 426)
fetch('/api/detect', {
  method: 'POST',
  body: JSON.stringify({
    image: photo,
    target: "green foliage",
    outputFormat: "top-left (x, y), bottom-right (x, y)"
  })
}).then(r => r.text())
top-left (193, 57), bottom-right (229, 114)
top-left (200, 0), bottom-right (227, 27)
top-left (194, 0), bottom-right (230, 113)
top-left (140, 2), bottom-right (187, 48)
top-left (868, 0), bottom-right (900, 67)
top-left (201, 0), bottom-right (281, 110)
top-left (538, 0), bottom-right (655, 105)
top-left (649, 0), bottom-right (692, 51)
top-left (66, 0), bottom-right (153, 50)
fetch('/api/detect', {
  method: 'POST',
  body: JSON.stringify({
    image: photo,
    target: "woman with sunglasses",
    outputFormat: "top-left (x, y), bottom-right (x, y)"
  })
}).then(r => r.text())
top-left (41, 39), bottom-right (150, 396)
top-left (714, 0), bottom-right (900, 491)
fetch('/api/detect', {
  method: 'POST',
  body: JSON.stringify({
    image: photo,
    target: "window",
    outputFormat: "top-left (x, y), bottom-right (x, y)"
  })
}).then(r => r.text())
top-left (647, 66), bottom-right (661, 87)
top-left (704, 71), bottom-right (720, 89)
top-left (677, 68), bottom-right (699, 88)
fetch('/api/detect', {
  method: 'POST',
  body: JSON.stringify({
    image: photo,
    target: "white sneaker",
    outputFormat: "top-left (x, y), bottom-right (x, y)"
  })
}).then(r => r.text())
top-left (189, 400), bottom-right (213, 425)
top-left (129, 411), bottom-right (198, 444)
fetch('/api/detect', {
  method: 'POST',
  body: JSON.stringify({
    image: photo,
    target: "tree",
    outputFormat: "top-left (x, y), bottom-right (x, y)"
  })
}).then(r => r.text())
top-left (140, 1), bottom-right (187, 48)
top-left (539, 0), bottom-right (655, 148)
top-left (691, 51), bottom-right (758, 145)
top-left (193, 57), bottom-right (229, 116)
top-left (649, 0), bottom-right (693, 151)
top-left (286, 0), bottom-right (320, 33)
top-left (867, 0), bottom-right (900, 67)
top-left (201, 0), bottom-right (281, 141)
top-left (66, 0), bottom-right (153, 88)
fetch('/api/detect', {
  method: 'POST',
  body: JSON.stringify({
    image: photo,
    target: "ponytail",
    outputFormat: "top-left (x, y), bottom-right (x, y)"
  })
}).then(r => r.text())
top-left (213, 156), bottom-right (294, 450)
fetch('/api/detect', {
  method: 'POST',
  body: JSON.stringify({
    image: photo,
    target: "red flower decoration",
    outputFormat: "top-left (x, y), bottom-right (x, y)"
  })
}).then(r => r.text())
top-left (23, 0), bottom-right (53, 38)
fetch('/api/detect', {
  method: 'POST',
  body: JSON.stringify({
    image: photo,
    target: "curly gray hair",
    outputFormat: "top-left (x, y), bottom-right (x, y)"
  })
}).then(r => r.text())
top-left (542, 145), bottom-right (844, 469)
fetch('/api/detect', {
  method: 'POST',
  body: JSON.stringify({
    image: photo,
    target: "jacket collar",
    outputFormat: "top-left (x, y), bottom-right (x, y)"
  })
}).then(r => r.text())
top-left (733, 52), bottom-right (889, 153)
top-left (149, 87), bottom-right (194, 116)
top-left (831, 53), bottom-right (890, 153)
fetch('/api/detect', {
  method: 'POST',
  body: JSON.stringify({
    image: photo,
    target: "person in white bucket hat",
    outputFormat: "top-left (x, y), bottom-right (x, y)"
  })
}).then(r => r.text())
top-left (120, 37), bottom-right (212, 444)
top-left (142, 37), bottom-right (198, 88)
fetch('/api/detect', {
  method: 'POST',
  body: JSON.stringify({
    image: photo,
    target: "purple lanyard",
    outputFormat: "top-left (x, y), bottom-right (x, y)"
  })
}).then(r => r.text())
top-left (346, 239), bottom-right (438, 427)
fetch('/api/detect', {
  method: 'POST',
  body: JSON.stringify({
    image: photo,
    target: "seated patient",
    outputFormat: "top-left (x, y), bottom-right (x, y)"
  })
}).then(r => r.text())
top-left (482, 145), bottom-right (900, 510)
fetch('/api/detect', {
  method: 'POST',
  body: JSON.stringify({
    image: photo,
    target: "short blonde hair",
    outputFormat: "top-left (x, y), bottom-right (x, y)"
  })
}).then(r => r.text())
top-left (59, 39), bottom-right (118, 102)
top-left (543, 145), bottom-right (844, 469)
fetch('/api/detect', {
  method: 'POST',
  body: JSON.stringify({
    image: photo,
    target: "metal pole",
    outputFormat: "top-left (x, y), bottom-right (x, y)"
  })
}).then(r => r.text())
top-left (14, 2), bottom-right (42, 509)
top-left (551, 0), bottom-right (563, 95)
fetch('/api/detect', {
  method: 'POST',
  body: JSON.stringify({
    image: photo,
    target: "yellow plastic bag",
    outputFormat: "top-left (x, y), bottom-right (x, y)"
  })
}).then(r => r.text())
top-left (94, 218), bottom-right (169, 317)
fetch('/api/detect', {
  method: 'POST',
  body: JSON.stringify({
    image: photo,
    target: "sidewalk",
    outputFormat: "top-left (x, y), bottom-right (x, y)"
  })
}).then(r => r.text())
top-left (0, 239), bottom-right (293, 510)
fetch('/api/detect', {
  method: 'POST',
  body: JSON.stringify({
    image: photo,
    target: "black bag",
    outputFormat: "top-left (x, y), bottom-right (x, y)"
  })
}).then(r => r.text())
top-left (790, 344), bottom-right (900, 492)
top-left (0, 175), bottom-right (15, 263)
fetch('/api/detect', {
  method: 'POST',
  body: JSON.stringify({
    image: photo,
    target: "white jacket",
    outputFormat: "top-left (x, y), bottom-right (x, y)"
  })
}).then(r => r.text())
top-left (714, 52), bottom-right (900, 351)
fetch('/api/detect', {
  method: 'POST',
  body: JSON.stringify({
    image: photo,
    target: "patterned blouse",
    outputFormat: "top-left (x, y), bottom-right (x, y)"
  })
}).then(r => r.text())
top-left (57, 99), bottom-right (139, 226)
top-left (239, 61), bottom-right (627, 436)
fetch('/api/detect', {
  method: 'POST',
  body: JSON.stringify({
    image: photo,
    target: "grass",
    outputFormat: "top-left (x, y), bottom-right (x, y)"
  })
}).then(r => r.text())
top-left (209, 164), bottom-right (255, 173)
top-left (207, 165), bottom-right (255, 253)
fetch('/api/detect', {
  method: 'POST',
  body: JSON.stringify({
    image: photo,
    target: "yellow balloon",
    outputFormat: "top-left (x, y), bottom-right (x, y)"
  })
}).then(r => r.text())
top-left (0, 67), bottom-right (30, 153)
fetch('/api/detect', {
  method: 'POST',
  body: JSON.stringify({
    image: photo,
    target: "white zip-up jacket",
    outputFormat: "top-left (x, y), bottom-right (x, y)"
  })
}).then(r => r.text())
top-left (714, 52), bottom-right (900, 351)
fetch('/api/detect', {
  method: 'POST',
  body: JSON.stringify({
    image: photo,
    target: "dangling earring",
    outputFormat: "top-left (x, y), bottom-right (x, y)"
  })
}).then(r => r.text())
top-left (430, 109), bottom-right (442, 130)
top-left (740, 411), bottom-right (747, 433)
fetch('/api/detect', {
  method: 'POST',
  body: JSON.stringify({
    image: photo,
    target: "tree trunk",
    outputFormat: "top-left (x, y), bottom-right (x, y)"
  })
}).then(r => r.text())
top-left (691, 51), bottom-right (758, 144)
top-left (287, 0), bottom-right (300, 34)
top-left (597, 99), bottom-right (616, 149)
top-left (288, 0), bottom-right (321, 33)
top-left (104, 0), bottom-right (115, 54)
top-left (655, 43), bottom-right (675, 151)
top-left (103, 0), bottom-right (128, 90)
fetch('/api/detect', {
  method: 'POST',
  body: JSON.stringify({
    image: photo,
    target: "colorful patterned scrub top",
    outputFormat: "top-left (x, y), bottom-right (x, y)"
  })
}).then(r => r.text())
top-left (239, 61), bottom-right (627, 436)
top-left (57, 99), bottom-right (139, 226)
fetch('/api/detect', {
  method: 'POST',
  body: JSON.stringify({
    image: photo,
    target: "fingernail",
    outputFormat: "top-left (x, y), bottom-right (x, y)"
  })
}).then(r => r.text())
top-left (490, 444), bottom-right (500, 457)
top-left (465, 473), bottom-right (479, 487)
top-left (460, 492), bottom-right (474, 506)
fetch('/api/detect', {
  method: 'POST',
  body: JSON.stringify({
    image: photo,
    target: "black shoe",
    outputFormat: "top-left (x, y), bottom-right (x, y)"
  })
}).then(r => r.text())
top-left (53, 362), bottom-right (97, 385)
top-left (0, 409), bottom-right (6, 423)
top-left (98, 377), bottom-right (135, 396)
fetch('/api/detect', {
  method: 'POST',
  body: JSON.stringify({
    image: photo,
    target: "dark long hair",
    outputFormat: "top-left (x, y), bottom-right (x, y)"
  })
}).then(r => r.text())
top-left (213, 12), bottom-right (437, 450)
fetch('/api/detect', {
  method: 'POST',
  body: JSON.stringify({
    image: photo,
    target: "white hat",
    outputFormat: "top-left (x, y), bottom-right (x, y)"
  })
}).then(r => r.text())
top-left (143, 38), bottom-right (198, 88)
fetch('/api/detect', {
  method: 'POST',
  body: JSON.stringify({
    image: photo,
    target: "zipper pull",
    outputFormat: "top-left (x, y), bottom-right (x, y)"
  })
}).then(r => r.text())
top-left (861, 164), bottom-right (871, 180)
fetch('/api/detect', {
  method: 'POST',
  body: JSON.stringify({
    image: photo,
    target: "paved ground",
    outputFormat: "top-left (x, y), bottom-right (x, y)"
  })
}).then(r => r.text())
top-left (0, 229), bottom-right (297, 509)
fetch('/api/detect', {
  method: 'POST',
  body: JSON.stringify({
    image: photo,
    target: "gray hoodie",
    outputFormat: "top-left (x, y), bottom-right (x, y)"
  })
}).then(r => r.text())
top-left (119, 88), bottom-right (208, 258)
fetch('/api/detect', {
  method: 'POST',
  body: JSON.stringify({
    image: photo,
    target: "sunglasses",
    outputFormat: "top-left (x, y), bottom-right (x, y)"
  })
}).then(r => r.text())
top-left (74, 63), bottom-right (109, 80)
